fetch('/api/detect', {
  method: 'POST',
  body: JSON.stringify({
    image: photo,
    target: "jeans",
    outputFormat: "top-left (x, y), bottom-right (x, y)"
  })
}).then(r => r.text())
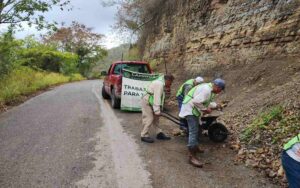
top-left (282, 150), bottom-right (300, 188)
top-left (186, 115), bottom-right (199, 148)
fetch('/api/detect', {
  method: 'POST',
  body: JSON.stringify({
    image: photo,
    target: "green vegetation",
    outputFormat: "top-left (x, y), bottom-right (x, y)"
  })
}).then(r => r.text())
top-left (0, 32), bottom-right (21, 76)
top-left (94, 44), bottom-right (142, 74)
top-left (241, 106), bottom-right (283, 142)
top-left (0, 32), bottom-right (87, 106)
top-left (19, 45), bottom-right (79, 74)
top-left (0, 0), bottom-right (70, 30)
top-left (43, 22), bottom-right (107, 77)
top-left (0, 67), bottom-right (84, 105)
top-left (241, 105), bottom-right (300, 144)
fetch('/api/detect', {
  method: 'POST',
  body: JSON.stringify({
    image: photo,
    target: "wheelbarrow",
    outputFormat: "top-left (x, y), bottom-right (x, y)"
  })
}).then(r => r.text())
top-left (161, 111), bottom-right (230, 142)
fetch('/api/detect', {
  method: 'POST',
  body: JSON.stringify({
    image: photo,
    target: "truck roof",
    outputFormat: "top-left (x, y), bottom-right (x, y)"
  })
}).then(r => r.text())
top-left (113, 61), bottom-right (148, 65)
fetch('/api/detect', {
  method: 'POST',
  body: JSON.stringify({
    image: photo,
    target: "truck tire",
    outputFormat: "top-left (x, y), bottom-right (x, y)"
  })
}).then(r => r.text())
top-left (208, 123), bottom-right (228, 142)
top-left (111, 88), bottom-right (120, 109)
top-left (102, 85), bottom-right (110, 99)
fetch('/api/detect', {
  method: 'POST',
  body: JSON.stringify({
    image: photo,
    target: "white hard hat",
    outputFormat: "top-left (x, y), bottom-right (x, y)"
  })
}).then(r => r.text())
top-left (195, 76), bottom-right (204, 83)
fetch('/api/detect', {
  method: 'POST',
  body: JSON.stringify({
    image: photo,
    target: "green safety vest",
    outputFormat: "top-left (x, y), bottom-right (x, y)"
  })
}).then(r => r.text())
top-left (183, 83), bottom-right (215, 117)
top-left (147, 76), bottom-right (165, 106)
top-left (284, 133), bottom-right (300, 151)
top-left (176, 79), bottom-right (194, 97)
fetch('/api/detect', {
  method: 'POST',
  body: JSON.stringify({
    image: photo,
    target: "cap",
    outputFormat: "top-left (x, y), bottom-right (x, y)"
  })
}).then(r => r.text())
top-left (213, 78), bottom-right (225, 90)
top-left (195, 76), bottom-right (204, 84)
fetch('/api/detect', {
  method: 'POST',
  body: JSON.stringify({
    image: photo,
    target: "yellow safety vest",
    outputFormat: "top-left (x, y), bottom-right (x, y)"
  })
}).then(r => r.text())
top-left (183, 83), bottom-right (215, 117)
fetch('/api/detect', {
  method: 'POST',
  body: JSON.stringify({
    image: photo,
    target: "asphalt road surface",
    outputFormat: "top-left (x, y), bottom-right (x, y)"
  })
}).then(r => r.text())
top-left (0, 80), bottom-right (279, 188)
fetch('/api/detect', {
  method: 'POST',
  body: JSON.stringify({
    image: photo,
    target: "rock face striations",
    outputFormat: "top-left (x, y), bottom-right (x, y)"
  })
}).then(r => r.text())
top-left (143, 0), bottom-right (300, 74)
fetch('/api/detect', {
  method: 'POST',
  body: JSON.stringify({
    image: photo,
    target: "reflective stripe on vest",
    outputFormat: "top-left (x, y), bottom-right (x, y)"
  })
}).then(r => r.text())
top-left (176, 79), bottom-right (194, 97)
top-left (182, 83), bottom-right (214, 117)
top-left (284, 133), bottom-right (300, 151)
top-left (147, 76), bottom-right (165, 106)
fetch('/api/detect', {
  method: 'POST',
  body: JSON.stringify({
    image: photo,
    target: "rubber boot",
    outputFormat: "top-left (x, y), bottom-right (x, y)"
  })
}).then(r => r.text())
top-left (188, 147), bottom-right (204, 168)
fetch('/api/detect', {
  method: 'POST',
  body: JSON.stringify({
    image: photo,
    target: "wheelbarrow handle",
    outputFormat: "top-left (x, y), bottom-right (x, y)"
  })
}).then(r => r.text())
top-left (160, 112), bottom-right (181, 126)
top-left (161, 111), bottom-right (180, 121)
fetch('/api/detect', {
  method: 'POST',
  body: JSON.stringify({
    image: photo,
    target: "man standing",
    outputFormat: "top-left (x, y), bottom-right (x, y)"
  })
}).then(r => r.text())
top-left (179, 78), bottom-right (225, 167)
top-left (282, 133), bottom-right (300, 188)
top-left (140, 74), bottom-right (175, 143)
top-left (176, 77), bottom-right (204, 130)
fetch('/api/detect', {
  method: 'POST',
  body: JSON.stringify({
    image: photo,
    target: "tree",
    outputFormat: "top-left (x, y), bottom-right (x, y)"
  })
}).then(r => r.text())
top-left (43, 22), bottom-right (107, 77)
top-left (0, 30), bottom-right (22, 77)
top-left (101, 0), bottom-right (164, 55)
top-left (101, 0), bottom-right (163, 33)
top-left (0, 0), bottom-right (70, 29)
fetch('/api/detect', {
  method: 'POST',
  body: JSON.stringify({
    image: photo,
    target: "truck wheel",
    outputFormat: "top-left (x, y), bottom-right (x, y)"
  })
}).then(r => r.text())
top-left (111, 88), bottom-right (120, 109)
top-left (208, 123), bottom-right (228, 142)
top-left (102, 85), bottom-right (110, 99)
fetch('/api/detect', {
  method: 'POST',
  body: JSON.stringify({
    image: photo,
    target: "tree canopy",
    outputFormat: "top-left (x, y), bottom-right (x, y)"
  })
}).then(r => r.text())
top-left (0, 0), bottom-right (70, 29)
top-left (43, 22), bottom-right (107, 76)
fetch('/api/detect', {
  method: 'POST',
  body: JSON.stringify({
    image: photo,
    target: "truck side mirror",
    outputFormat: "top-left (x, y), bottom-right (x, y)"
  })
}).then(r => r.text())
top-left (101, 71), bottom-right (108, 76)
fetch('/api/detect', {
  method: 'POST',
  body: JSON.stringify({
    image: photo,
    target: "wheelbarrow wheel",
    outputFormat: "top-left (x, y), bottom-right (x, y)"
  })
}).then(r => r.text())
top-left (208, 123), bottom-right (228, 142)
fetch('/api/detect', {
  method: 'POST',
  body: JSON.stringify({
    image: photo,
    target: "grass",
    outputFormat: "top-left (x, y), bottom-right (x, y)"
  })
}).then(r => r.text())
top-left (240, 104), bottom-right (300, 145)
top-left (240, 106), bottom-right (284, 142)
top-left (0, 67), bottom-right (85, 105)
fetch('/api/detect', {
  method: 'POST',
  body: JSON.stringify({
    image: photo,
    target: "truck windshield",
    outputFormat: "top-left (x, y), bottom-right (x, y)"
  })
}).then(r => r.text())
top-left (113, 63), bottom-right (150, 74)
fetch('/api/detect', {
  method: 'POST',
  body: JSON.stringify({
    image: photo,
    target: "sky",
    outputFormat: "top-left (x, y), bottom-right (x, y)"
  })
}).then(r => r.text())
top-left (1, 0), bottom-right (123, 49)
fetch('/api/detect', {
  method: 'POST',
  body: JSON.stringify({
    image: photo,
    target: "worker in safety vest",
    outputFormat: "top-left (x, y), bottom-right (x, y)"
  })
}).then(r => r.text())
top-left (179, 78), bottom-right (225, 167)
top-left (140, 74), bottom-right (175, 143)
top-left (176, 77), bottom-right (204, 110)
top-left (281, 133), bottom-right (300, 188)
top-left (176, 77), bottom-right (204, 130)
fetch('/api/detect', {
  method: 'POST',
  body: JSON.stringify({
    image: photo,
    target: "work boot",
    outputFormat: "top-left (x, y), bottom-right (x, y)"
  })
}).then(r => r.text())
top-left (196, 146), bottom-right (205, 153)
top-left (141, 137), bottom-right (154, 143)
top-left (188, 147), bottom-right (204, 168)
top-left (156, 132), bottom-right (171, 140)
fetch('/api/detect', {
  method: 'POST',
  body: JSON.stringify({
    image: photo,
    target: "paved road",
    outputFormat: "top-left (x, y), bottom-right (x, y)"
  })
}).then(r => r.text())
top-left (0, 80), bottom-right (278, 188)
top-left (0, 80), bottom-right (151, 188)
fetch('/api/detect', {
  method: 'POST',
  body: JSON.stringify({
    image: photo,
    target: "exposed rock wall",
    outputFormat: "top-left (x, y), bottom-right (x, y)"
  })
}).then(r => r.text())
top-left (143, 0), bottom-right (300, 75)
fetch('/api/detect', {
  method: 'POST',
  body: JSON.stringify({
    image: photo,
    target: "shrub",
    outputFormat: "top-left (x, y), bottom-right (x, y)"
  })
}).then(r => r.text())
top-left (19, 47), bottom-right (79, 74)
top-left (0, 32), bottom-right (22, 77)
top-left (69, 73), bottom-right (85, 81)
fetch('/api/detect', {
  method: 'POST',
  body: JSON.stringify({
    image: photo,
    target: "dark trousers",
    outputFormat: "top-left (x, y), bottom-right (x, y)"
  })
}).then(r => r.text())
top-left (177, 95), bottom-right (188, 130)
top-left (176, 95), bottom-right (184, 111)
top-left (282, 150), bottom-right (300, 188)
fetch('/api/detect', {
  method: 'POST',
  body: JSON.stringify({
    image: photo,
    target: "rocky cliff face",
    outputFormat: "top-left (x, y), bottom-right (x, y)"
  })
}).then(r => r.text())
top-left (142, 2), bottom-right (300, 185)
top-left (143, 0), bottom-right (300, 75)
